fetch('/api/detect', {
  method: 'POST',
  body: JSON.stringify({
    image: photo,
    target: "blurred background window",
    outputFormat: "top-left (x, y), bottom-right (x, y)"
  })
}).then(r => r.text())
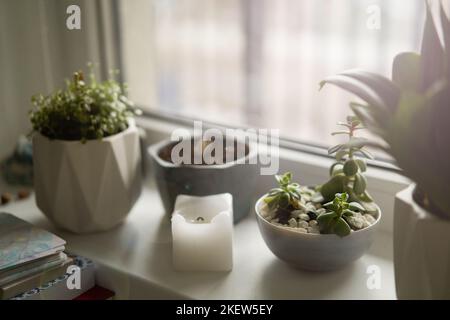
top-left (1, 0), bottom-right (439, 162)
top-left (119, 0), bottom-right (426, 158)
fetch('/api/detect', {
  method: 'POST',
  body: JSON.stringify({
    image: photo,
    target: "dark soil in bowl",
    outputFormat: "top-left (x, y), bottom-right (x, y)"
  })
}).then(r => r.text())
top-left (158, 137), bottom-right (249, 165)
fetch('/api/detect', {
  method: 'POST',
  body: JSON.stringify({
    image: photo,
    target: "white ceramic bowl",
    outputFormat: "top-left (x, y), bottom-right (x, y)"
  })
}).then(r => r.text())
top-left (255, 194), bottom-right (381, 271)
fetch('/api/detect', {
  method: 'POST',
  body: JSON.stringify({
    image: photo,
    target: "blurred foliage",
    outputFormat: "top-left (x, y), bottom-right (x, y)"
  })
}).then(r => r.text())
top-left (320, 2), bottom-right (450, 218)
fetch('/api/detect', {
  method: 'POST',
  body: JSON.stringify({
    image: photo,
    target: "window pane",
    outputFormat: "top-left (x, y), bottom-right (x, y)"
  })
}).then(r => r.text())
top-left (119, 0), bottom-right (424, 157)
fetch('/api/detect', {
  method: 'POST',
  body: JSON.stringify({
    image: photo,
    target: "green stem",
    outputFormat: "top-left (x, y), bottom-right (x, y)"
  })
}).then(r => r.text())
top-left (348, 125), bottom-right (355, 159)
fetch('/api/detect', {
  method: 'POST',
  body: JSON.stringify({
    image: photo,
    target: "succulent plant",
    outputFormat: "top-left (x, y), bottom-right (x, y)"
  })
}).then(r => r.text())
top-left (320, 116), bottom-right (376, 213)
top-left (319, 2), bottom-right (450, 218)
top-left (30, 65), bottom-right (140, 142)
top-left (318, 192), bottom-right (366, 237)
top-left (264, 172), bottom-right (301, 210)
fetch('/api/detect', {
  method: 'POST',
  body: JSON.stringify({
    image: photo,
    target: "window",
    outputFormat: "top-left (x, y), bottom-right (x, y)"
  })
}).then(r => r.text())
top-left (118, 0), bottom-right (424, 156)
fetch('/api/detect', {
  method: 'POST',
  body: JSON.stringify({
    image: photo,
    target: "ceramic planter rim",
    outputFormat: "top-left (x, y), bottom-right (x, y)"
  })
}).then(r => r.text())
top-left (32, 118), bottom-right (136, 145)
top-left (255, 192), bottom-right (381, 238)
top-left (148, 136), bottom-right (259, 170)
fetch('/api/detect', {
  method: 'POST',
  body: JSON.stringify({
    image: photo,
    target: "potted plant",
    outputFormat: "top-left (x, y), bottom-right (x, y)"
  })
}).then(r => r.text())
top-left (319, 2), bottom-right (450, 298)
top-left (255, 116), bottom-right (381, 271)
top-left (149, 136), bottom-right (259, 223)
top-left (30, 68), bottom-right (142, 233)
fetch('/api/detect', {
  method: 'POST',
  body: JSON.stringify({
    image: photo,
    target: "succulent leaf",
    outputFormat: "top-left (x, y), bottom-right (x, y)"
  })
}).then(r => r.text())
top-left (343, 159), bottom-right (358, 176)
top-left (355, 159), bottom-right (367, 172)
top-left (343, 209), bottom-right (354, 217)
top-left (328, 144), bottom-right (343, 155)
top-left (440, 3), bottom-right (450, 80)
top-left (333, 217), bottom-right (351, 237)
top-left (349, 102), bottom-right (384, 135)
top-left (339, 69), bottom-right (401, 112)
top-left (353, 173), bottom-right (367, 195)
top-left (320, 175), bottom-right (345, 202)
top-left (342, 137), bottom-right (370, 149)
top-left (317, 212), bottom-right (337, 233)
top-left (420, 2), bottom-right (446, 92)
top-left (335, 149), bottom-right (348, 161)
top-left (319, 76), bottom-right (387, 116)
top-left (392, 52), bottom-right (422, 91)
top-left (348, 202), bottom-right (365, 212)
top-left (356, 148), bottom-right (374, 160)
top-left (329, 162), bottom-right (343, 176)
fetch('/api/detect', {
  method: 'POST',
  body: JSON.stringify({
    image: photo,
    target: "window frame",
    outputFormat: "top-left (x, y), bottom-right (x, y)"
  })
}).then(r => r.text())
top-left (112, 0), bottom-right (403, 173)
top-left (136, 111), bottom-right (410, 236)
top-left (139, 108), bottom-right (400, 172)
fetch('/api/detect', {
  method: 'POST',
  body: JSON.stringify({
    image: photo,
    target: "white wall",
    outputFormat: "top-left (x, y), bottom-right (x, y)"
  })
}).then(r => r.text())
top-left (0, 0), bottom-right (118, 160)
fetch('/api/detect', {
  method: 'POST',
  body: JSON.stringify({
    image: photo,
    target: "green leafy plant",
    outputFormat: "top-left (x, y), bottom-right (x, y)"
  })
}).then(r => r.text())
top-left (264, 172), bottom-right (301, 210)
top-left (30, 66), bottom-right (139, 142)
top-left (317, 192), bottom-right (365, 237)
top-left (320, 116), bottom-right (376, 213)
top-left (319, 2), bottom-right (450, 218)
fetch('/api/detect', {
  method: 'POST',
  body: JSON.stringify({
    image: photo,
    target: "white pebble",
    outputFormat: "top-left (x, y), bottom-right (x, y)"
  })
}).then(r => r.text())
top-left (288, 218), bottom-right (298, 228)
top-left (290, 210), bottom-right (302, 218)
top-left (309, 220), bottom-right (318, 227)
top-left (260, 207), bottom-right (271, 218)
top-left (298, 213), bottom-right (310, 221)
top-left (316, 208), bottom-right (326, 216)
top-left (298, 220), bottom-right (309, 229)
top-left (364, 214), bottom-right (376, 225)
top-left (346, 213), bottom-right (367, 230)
top-left (307, 227), bottom-right (320, 234)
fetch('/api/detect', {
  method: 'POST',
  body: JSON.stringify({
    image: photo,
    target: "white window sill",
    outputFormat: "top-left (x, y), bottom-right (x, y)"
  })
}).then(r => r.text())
top-left (1, 115), bottom-right (409, 299)
top-left (3, 177), bottom-right (397, 299)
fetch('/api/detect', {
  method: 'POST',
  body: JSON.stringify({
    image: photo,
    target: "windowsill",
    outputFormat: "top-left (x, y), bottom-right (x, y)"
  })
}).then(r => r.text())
top-left (1, 114), bottom-right (407, 299)
top-left (3, 177), bottom-right (396, 299)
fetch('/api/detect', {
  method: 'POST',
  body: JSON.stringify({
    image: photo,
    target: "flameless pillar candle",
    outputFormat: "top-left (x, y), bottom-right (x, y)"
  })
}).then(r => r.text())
top-left (171, 193), bottom-right (233, 271)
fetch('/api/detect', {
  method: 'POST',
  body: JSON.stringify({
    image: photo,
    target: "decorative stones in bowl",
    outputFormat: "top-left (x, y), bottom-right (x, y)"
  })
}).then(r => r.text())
top-left (148, 136), bottom-right (259, 223)
top-left (255, 184), bottom-right (381, 271)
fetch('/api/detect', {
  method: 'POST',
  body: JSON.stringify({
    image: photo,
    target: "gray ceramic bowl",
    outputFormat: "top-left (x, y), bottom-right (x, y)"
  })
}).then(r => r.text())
top-left (255, 194), bottom-right (381, 271)
top-left (149, 138), bottom-right (259, 223)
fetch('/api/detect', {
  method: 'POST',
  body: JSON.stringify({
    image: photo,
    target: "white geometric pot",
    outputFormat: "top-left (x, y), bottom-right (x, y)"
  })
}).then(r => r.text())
top-left (33, 120), bottom-right (142, 233)
top-left (394, 184), bottom-right (450, 299)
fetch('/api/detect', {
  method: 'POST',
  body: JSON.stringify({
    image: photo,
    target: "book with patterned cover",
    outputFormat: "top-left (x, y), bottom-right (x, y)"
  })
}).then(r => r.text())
top-left (0, 213), bottom-right (66, 271)
top-left (10, 255), bottom-right (95, 300)
top-left (0, 256), bottom-right (74, 300)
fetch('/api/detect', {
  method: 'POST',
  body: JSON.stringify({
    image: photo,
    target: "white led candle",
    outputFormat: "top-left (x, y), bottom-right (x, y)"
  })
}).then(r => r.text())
top-left (171, 193), bottom-right (233, 271)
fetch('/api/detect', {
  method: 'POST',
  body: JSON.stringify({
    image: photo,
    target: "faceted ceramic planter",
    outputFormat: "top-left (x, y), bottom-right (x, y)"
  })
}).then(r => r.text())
top-left (394, 184), bottom-right (450, 299)
top-left (33, 120), bottom-right (142, 233)
top-left (255, 194), bottom-right (381, 271)
top-left (148, 138), bottom-right (259, 223)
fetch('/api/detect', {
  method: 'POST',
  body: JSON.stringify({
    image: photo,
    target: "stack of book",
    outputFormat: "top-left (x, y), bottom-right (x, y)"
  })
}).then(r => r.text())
top-left (0, 212), bottom-right (106, 300)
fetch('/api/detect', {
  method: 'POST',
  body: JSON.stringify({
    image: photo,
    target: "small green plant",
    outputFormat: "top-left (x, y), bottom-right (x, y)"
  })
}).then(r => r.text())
top-left (264, 172), bottom-right (301, 210)
top-left (317, 192), bottom-right (366, 237)
top-left (320, 116), bottom-right (376, 213)
top-left (30, 66), bottom-right (139, 142)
